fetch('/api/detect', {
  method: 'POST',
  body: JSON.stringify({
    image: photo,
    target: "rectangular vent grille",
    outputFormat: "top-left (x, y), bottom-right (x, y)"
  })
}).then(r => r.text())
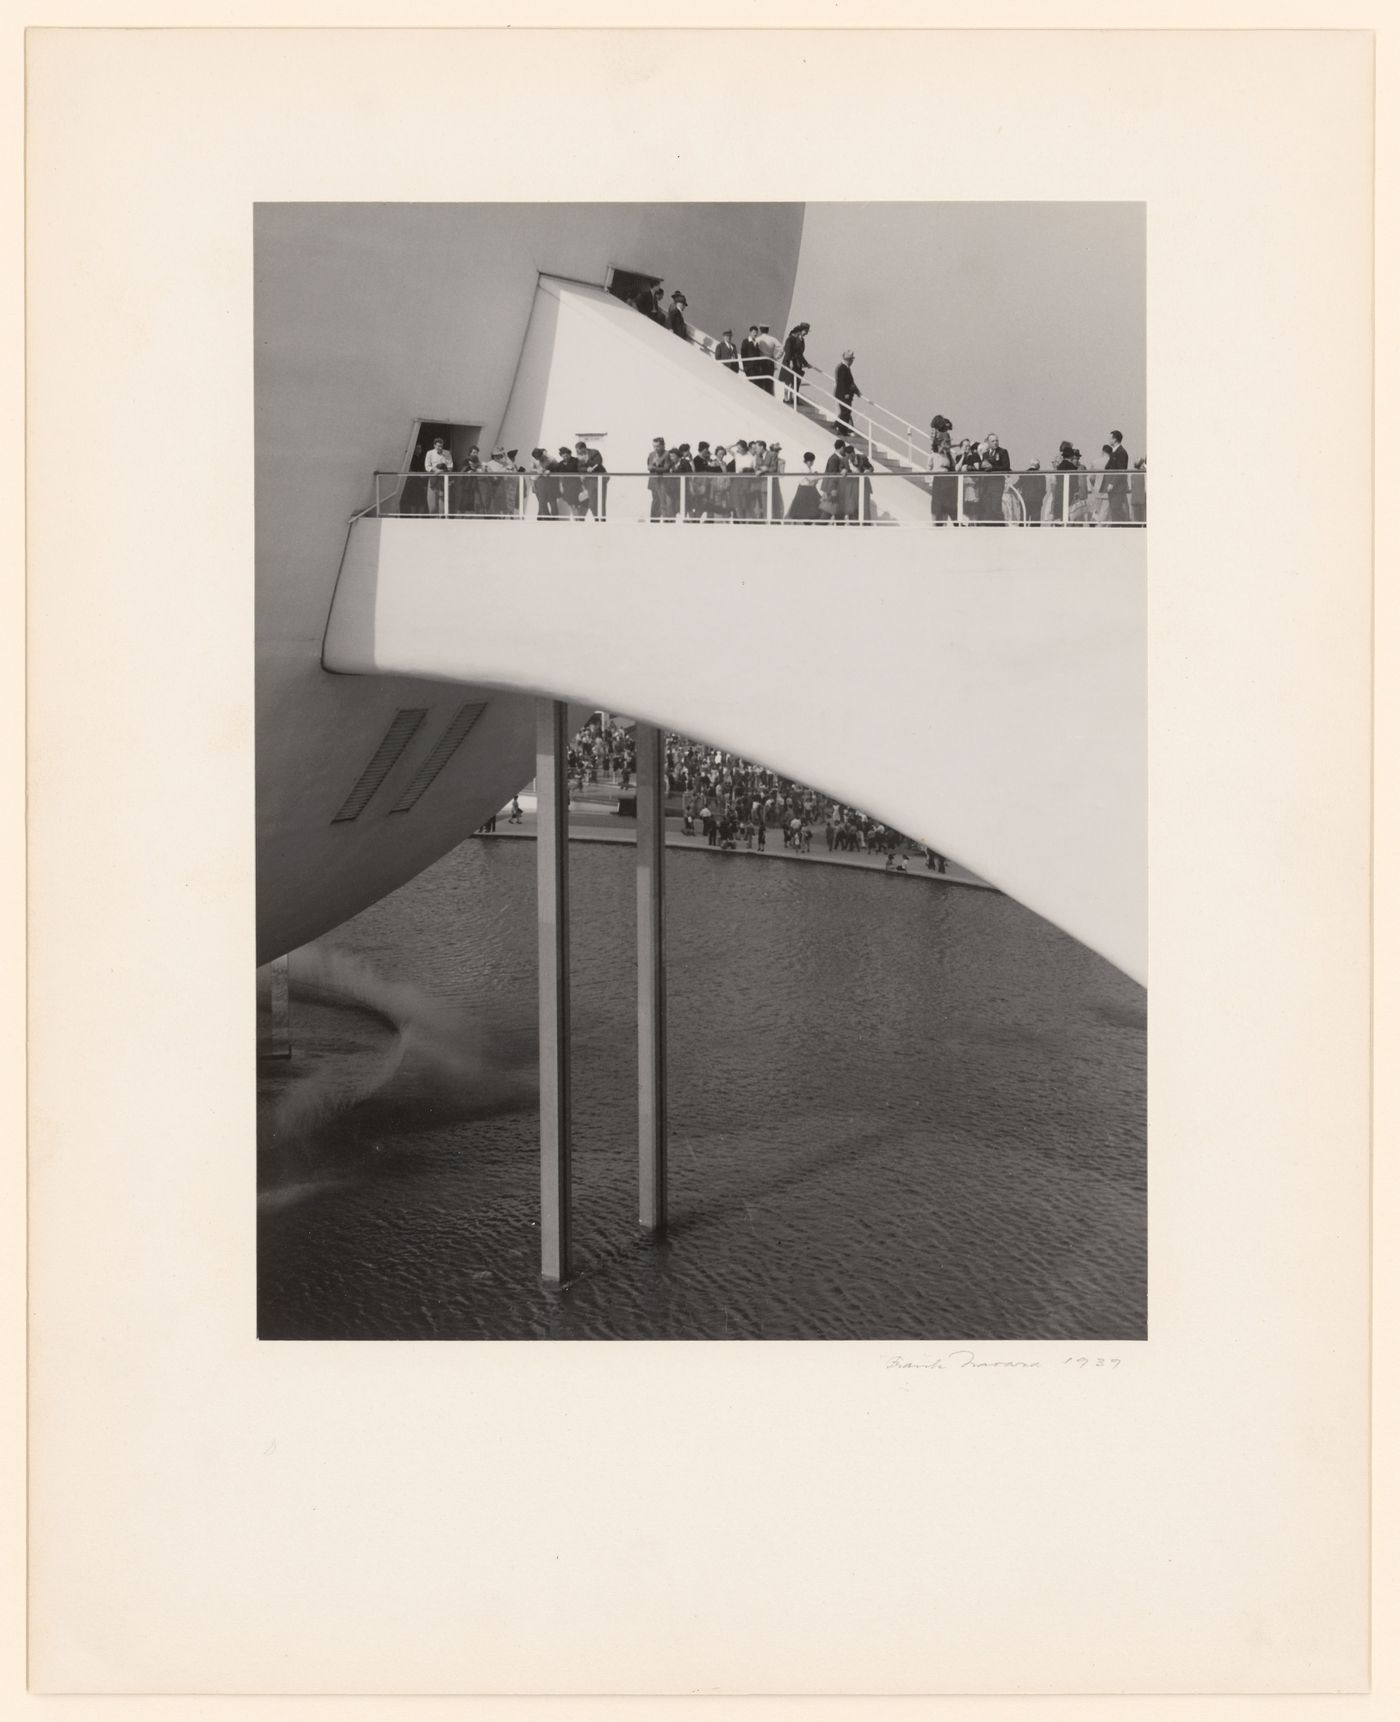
top-left (331, 709), bottom-right (427, 822)
top-left (391, 702), bottom-right (487, 812)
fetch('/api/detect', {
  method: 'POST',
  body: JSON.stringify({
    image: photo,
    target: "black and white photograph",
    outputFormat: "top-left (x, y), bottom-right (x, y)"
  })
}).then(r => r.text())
top-left (255, 201), bottom-right (1147, 1342)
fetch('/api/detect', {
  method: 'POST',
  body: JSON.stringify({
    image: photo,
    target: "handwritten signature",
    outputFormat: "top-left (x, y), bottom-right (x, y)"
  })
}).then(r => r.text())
top-left (887, 1351), bottom-right (1123, 1371)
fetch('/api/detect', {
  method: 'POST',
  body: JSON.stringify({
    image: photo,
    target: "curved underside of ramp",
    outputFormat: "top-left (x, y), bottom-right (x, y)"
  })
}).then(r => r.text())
top-left (325, 518), bottom-right (1145, 982)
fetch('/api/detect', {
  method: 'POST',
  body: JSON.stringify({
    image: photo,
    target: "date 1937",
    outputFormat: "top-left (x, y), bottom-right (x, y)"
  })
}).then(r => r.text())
top-left (886, 1350), bottom-right (1124, 1371)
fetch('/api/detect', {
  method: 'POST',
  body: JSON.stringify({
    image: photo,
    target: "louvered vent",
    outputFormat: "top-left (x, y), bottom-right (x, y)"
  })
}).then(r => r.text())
top-left (391, 701), bottom-right (487, 812)
top-left (331, 709), bottom-right (427, 822)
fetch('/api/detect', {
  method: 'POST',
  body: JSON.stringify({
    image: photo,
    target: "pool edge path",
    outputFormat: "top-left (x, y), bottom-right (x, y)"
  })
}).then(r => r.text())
top-left (476, 808), bottom-right (994, 891)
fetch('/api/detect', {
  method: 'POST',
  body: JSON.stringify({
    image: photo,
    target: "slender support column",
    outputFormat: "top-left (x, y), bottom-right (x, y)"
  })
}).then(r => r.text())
top-left (536, 699), bottom-right (572, 1282)
top-left (636, 722), bottom-right (668, 1233)
top-left (263, 953), bottom-right (291, 1060)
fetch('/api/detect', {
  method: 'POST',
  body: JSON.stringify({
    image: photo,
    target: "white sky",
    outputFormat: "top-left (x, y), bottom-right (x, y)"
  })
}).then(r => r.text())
top-left (788, 203), bottom-right (1146, 465)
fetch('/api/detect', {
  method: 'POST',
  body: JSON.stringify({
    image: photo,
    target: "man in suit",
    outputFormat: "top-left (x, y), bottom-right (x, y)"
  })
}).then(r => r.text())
top-left (713, 329), bottom-right (740, 372)
top-left (1104, 430), bottom-right (1130, 524)
top-left (979, 432), bottom-right (1011, 524)
top-left (834, 350), bottom-right (861, 432)
top-left (740, 325), bottom-right (762, 385)
top-left (667, 291), bottom-right (690, 340)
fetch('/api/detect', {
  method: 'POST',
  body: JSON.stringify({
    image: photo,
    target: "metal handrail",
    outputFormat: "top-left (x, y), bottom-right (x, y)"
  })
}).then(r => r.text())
top-left (358, 466), bottom-right (1145, 527)
top-left (682, 325), bottom-right (931, 468)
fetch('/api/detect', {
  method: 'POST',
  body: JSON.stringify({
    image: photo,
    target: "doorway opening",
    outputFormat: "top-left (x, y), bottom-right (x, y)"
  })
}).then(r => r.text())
top-left (605, 265), bottom-right (664, 317)
top-left (397, 420), bottom-right (484, 516)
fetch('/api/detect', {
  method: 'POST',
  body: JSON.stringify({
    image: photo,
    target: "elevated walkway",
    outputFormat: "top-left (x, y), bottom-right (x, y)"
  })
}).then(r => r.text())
top-left (324, 517), bottom-right (1145, 981)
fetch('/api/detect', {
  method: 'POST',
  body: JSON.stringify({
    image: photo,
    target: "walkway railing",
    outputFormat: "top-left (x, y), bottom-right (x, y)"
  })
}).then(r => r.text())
top-left (683, 327), bottom-right (931, 469)
top-left (358, 469), bottom-right (1147, 528)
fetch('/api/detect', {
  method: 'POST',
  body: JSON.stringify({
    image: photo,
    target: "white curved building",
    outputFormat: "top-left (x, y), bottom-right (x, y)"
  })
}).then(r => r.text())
top-left (258, 204), bottom-right (1145, 979)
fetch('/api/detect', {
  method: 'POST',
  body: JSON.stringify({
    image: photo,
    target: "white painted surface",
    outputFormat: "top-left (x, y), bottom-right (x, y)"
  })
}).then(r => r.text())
top-left (326, 518), bottom-right (1146, 980)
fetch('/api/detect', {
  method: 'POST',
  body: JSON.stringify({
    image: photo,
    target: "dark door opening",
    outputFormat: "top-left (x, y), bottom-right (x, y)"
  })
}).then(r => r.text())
top-left (397, 420), bottom-right (484, 515)
top-left (606, 265), bottom-right (664, 319)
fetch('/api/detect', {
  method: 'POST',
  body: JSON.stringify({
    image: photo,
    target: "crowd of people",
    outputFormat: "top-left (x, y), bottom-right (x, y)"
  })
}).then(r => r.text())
top-left (620, 280), bottom-right (1146, 525)
top-left (622, 279), bottom-right (821, 407)
top-left (922, 418), bottom-right (1146, 526)
top-left (642, 435), bottom-right (878, 524)
top-left (400, 277), bottom-right (1144, 529)
top-left (563, 719), bottom-right (948, 871)
top-left (400, 426), bottom-right (1145, 529)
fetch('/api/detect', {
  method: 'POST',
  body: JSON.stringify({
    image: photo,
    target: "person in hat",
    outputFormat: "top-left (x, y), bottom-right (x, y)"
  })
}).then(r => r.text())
top-left (667, 290), bottom-right (689, 341)
top-left (834, 350), bottom-right (861, 432)
top-left (553, 444), bottom-right (580, 520)
top-left (478, 445), bottom-right (510, 517)
top-left (713, 329), bottom-right (739, 373)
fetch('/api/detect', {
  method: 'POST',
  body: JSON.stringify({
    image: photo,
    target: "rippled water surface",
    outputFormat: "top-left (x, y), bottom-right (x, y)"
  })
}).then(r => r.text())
top-left (257, 840), bottom-right (1146, 1340)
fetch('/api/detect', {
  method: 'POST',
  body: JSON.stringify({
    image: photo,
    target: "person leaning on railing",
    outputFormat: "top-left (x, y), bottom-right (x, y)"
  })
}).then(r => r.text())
top-left (574, 441), bottom-right (607, 522)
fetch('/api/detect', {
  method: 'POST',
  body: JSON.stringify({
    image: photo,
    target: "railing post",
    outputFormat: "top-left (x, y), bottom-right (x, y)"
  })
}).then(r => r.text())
top-left (957, 473), bottom-right (965, 526)
top-left (375, 473), bottom-right (383, 518)
top-left (636, 723), bottom-right (667, 1233)
top-left (765, 474), bottom-right (773, 524)
top-left (445, 471), bottom-right (452, 518)
top-left (678, 472), bottom-right (686, 522)
top-left (1062, 473), bottom-right (1072, 527)
top-left (518, 473), bottom-right (526, 519)
top-left (536, 699), bottom-right (572, 1284)
top-left (857, 470), bottom-right (866, 525)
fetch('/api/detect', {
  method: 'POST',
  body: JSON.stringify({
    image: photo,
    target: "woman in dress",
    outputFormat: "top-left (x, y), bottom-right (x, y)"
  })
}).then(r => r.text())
top-left (786, 451), bottom-right (824, 522)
